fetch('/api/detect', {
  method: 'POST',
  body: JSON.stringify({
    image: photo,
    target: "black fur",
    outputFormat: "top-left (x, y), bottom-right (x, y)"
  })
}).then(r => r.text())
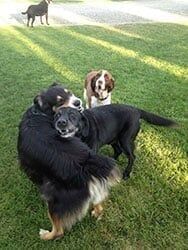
top-left (54, 104), bottom-right (177, 180)
top-left (17, 85), bottom-right (118, 237)
top-left (22, 0), bottom-right (51, 27)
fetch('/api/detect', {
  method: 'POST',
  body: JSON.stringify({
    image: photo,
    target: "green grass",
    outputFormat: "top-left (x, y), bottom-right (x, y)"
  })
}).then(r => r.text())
top-left (0, 23), bottom-right (187, 249)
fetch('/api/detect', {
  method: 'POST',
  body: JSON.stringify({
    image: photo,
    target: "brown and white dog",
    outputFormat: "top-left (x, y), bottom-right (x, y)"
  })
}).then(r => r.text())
top-left (84, 70), bottom-right (115, 108)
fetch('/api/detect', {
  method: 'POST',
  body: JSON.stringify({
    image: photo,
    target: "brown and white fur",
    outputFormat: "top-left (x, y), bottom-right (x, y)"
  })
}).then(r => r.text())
top-left (84, 70), bottom-right (115, 108)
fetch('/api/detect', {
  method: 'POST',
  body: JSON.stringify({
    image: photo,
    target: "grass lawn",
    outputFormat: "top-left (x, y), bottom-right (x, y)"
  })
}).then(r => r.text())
top-left (0, 23), bottom-right (187, 249)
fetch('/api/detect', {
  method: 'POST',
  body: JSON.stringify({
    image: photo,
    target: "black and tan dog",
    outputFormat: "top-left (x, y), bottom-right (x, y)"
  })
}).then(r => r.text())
top-left (22, 0), bottom-right (52, 27)
top-left (17, 84), bottom-right (121, 240)
top-left (54, 105), bottom-right (177, 180)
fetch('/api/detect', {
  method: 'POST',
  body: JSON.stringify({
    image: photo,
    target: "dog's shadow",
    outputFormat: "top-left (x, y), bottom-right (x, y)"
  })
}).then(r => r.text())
top-left (10, 13), bottom-right (25, 25)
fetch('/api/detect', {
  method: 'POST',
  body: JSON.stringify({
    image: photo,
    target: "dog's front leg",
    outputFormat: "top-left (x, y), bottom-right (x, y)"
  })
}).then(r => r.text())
top-left (40, 16), bottom-right (44, 25)
top-left (45, 12), bottom-right (49, 25)
top-left (40, 210), bottom-right (64, 240)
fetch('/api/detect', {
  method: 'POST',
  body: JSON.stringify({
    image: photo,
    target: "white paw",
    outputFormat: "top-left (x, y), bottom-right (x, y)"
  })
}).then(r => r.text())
top-left (39, 228), bottom-right (49, 236)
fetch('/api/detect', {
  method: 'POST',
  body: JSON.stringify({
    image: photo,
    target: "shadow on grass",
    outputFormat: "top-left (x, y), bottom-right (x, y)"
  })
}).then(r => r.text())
top-left (0, 24), bottom-right (187, 249)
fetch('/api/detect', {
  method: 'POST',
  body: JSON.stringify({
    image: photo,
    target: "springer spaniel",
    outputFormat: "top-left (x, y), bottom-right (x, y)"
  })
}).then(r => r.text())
top-left (84, 70), bottom-right (115, 108)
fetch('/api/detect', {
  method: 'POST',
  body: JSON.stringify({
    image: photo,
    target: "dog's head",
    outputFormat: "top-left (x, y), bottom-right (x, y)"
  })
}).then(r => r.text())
top-left (54, 107), bottom-right (89, 138)
top-left (45, 0), bottom-right (52, 4)
top-left (34, 83), bottom-right (83, 115)
top-left (90, 70), bottom-right (115, 100)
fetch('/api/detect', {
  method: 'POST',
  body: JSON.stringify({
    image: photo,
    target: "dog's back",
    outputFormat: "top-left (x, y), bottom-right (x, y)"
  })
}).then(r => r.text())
top-left (22, 0), bottom-right (49, 16)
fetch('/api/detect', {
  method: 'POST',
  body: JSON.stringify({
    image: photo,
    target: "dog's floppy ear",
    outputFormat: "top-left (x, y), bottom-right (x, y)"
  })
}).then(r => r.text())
top-left (90, 71), bottom-right (100, 92)
top-left (33, 94), bottom-right (43, 107)
top-left (108, 77), bottom-right (115, 92)
top-left (33, 91), bottom-right (50, 112)
top-left (50, 82), bottom-right (59, 87)
top-left (80, 114), bottom-right (89, 137)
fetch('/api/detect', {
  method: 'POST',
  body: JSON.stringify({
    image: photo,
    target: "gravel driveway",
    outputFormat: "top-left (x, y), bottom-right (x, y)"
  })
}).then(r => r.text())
top-left (0, 0), bottom-right (188, 26)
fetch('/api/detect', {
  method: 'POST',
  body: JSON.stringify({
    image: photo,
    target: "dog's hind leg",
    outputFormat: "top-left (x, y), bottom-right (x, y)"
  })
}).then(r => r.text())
top-left (27, 15), bottom-right (30, 27)
top-left (31, 16), bottom-right (35, 28)
top-left (45, 13), bottom-right (49, 25)
top-left (111, 142), bottom-right (122, 160)
top-left (40, 210), bottom-right (63, 240)
top-left (40, 16), bottom-right (44, 25)
top-left (120, 122), bottom-right (140, 180)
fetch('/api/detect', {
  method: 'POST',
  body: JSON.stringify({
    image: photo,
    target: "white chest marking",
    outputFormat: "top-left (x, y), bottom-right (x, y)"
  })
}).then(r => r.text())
top-left (90, 94), bottom-right (111, 108)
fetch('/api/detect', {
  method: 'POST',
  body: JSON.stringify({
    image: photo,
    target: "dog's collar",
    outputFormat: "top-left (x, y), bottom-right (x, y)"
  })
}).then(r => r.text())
top-left (98, 96), bottom-right (108, 101)
top-left (93, 92), bottom-right (109, 101)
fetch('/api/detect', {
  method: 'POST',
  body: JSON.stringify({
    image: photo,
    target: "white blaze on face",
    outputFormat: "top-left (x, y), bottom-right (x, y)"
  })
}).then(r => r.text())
top-left (67, 94), bottom-right (83, 111)
top-left (95, 70), bottom-right (109, 99)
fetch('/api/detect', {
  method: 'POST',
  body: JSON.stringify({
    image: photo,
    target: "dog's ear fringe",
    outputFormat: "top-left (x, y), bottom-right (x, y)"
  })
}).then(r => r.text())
top-left (33, 94), bottom-right (43, 107)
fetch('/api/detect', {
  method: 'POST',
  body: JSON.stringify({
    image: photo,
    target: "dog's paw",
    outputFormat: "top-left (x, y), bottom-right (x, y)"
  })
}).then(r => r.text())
top-left (91, 210), bottom-right (103, 221)
top-left (91, 204), bottom-right (103, 220)
top-left (39, 228), bottom-right (63, 240)
top-left (39, 229), bottom-right (50, 240)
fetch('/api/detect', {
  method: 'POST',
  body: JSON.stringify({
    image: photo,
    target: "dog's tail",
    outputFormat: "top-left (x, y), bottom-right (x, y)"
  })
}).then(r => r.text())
top-left (139, 109), bottom-right (177, 127)
top-left (21, 11), bottom-right (27, 15)
top-left (85, 154), bottom-right (121, 184)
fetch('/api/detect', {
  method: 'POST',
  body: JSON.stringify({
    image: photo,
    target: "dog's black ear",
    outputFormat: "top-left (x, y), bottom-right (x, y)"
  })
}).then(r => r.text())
top-left (33, 94), bottom-right (43, 107)
top-left (80, 114), bottom-right (89, 137)
top-left (50, 82), bottom-right (59, 87)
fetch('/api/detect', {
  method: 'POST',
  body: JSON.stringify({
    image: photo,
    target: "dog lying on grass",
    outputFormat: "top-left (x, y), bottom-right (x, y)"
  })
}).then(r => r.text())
top-left (22, 0), bottom-right (52, 27)
top-left (17, 84), bottom-right (121, 240)
top-left (54, 105), bottom-right (177, 180)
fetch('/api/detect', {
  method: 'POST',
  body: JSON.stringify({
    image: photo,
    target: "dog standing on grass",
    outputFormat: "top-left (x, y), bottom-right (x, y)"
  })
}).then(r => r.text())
top-left (17, 84), bottom-right (121, 240)
top-left (22, 0), bottom-right (52, 27)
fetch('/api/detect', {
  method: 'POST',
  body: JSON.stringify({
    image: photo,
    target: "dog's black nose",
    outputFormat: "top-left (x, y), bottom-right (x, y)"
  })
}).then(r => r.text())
top-left (73, 100), bottom-right (81, 107)
top-left (57, 119), bottom-right (67, 128)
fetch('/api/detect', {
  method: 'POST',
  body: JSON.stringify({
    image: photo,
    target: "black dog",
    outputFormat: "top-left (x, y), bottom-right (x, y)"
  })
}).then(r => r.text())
top-left (22, 0), bottom-right (52, 27)
top-left (54, 105), bottom-right (177, 179)
top-left (17, 84), bottom-right (120, 240)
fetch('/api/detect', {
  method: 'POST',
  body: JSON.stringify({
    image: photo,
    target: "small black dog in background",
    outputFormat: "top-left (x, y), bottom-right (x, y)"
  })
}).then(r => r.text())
top-left (22, 0), bottom-right (52, 27)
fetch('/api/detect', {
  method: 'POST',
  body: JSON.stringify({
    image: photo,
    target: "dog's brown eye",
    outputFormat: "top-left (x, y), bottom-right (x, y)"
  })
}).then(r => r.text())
top-left (55, 113), bottom-right (61, 119)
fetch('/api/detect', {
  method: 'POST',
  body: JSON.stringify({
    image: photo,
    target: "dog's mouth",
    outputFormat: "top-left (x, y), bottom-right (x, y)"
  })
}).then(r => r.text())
top-left (98, 95), bottom-right (109, 101)
top-left (55, 126), bottom-right (77, 138)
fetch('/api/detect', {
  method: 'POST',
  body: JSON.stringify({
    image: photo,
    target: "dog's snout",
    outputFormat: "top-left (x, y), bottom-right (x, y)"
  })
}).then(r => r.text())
top-left (73, 100), bottom-right (81, 107)
top-left (57, 119), bottom-right (67, 128)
